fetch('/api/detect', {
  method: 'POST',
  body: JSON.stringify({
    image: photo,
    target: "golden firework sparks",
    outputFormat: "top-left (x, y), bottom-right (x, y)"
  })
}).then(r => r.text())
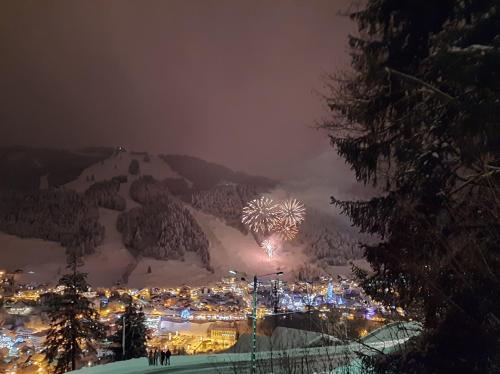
top-left (242, 197), bottom-right (279, 234)
top-left (277, 198), bottom-right (306, 226)
top-left (275, 219), bottom-right (299, 241)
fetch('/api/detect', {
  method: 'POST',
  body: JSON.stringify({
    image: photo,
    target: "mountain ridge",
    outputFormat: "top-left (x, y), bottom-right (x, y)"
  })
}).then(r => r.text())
top-left (0, 146), bottom-right (363, 286)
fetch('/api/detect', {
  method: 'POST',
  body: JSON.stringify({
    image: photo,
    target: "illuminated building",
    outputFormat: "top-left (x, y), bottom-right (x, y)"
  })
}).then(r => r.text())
top-left (326, 281), bottom-right (334, 303)
top-left (180, 308), bottom-right (191, 320)
top-left (6, 301), bottom-right (32, 315)
top-left (207, 323), bottom-right (237, 344)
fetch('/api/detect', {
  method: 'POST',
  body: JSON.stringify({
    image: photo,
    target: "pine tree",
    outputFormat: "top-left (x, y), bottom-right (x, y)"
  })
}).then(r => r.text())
top-left (156, 216), bottom-right (169, 256)
top-left (43, 254), bottom-right (105, 373)
top-left (111, 302), bottom-right (148, 361)
top-left (133, 227), bottom-right (142, 247)
top-left (128, 159), bottom-right (140, 175)
top-left (323, 1), bottom-right (500, 372)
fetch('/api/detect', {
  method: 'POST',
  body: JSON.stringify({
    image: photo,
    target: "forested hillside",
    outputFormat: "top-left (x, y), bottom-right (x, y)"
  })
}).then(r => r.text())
top-left (119, 175), bottom-right (211, 268)
top-left (191, 184), bottom-right (262, 232)
top-left (0, 189), bottom-right (104, 255)
top-left (0, 148), bottom-right (364, 285)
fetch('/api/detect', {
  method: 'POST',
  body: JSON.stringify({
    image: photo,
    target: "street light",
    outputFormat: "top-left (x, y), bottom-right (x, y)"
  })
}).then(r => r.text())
top-left (229, 269), bottom-right (283, 374)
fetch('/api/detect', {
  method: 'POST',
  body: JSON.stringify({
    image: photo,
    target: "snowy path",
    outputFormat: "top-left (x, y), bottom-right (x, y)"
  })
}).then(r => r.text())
top-left (81, 208), bottom-right (135, 287)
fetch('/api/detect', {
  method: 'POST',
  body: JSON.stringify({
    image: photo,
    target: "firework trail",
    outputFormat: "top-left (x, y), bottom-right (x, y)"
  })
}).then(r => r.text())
top-left (242, 197), bottom-right (279, 233)
top-left (261, 239), bottom-right (275, 259)
top-left (277, 198), bottom-right (306, 226)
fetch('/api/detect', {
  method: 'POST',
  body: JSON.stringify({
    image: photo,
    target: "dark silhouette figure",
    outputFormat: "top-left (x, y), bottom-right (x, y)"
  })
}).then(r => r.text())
top-left (154, 349), bottom-right (159, 365)
top-left (160, 350), bottom-right (165, 366)
top-left (148, 350), bottom-right (153, 366)
top-left (166, 349), bottom-right (172, 365)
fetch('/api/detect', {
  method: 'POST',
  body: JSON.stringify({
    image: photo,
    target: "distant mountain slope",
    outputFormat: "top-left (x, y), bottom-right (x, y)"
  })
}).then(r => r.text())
top-left (65, 150), bottom-right (180, 194)
top-left (0, 189), bottom-right (104, 255)
top-left (297, 209), bottom-right (362, 267)
top-left (161, 154), bottom-right (277, 191)
top-left (0, 146), bottom-right (114, 190)
top-left (0, 147), bottom-right (364, 286)
top-left (191, 184), bottom-right (262, 232)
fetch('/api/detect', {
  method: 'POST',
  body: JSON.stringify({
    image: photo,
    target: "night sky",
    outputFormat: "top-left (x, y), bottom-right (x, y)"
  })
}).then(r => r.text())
top-left (0, 0), bottom-right (358, 181)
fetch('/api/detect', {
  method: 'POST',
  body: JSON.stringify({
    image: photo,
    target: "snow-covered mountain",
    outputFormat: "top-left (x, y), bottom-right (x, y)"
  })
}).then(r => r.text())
top-left (0, 147), bottom-right (363, 287)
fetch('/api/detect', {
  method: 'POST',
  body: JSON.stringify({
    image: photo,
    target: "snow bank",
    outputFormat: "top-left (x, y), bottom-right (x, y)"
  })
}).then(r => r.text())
top-left (0, 232), bottom-right (66, 284)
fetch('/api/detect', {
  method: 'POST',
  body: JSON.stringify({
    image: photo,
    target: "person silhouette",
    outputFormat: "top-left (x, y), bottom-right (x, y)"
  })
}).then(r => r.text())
top-left (154, 349), bottom-right (159, 365)
top-left (165, 348), bottom-right (172, 365)
top-left (148, 350), bottom-right (153, 366)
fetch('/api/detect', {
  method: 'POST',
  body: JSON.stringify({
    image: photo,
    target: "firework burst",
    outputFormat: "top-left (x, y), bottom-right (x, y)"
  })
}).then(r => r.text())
top-left (277, 198), bottom-right (306, 226)
top-left (274, 219), bottom-right (299, 241)
top-left (242, 197), bottom-right (279, 233)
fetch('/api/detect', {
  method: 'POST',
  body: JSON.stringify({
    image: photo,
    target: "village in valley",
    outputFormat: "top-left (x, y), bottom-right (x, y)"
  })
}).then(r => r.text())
top-left (0, 269), bottom-right (397, 372)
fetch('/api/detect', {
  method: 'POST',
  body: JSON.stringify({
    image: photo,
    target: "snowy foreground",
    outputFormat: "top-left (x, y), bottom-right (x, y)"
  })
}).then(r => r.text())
top-left (73, 322), bottom-right (421, 374)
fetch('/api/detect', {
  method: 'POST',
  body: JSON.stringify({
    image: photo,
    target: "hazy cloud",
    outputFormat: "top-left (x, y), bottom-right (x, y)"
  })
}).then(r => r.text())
top-left (0, 0), bottom-right (356, 180)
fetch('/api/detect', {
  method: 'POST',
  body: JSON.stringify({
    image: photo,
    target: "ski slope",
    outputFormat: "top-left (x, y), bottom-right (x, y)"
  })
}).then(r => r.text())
top-left (1, 151), bottom-right (361, 287)
top-left (0, 232), bottom-right (66, 284)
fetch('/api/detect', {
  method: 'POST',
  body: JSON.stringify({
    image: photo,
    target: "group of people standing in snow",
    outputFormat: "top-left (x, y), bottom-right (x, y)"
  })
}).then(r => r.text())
top-left (148, 348), bottom-right (172, 366)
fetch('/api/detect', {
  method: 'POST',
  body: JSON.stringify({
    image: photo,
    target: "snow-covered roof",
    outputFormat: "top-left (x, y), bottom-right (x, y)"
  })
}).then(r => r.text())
top-left (228, 326), bottom-right (340, 353)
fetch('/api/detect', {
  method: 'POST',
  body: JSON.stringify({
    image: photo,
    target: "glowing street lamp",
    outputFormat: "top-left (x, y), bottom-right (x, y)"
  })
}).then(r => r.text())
top-left (229, 269), bottom-right (283, 374)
